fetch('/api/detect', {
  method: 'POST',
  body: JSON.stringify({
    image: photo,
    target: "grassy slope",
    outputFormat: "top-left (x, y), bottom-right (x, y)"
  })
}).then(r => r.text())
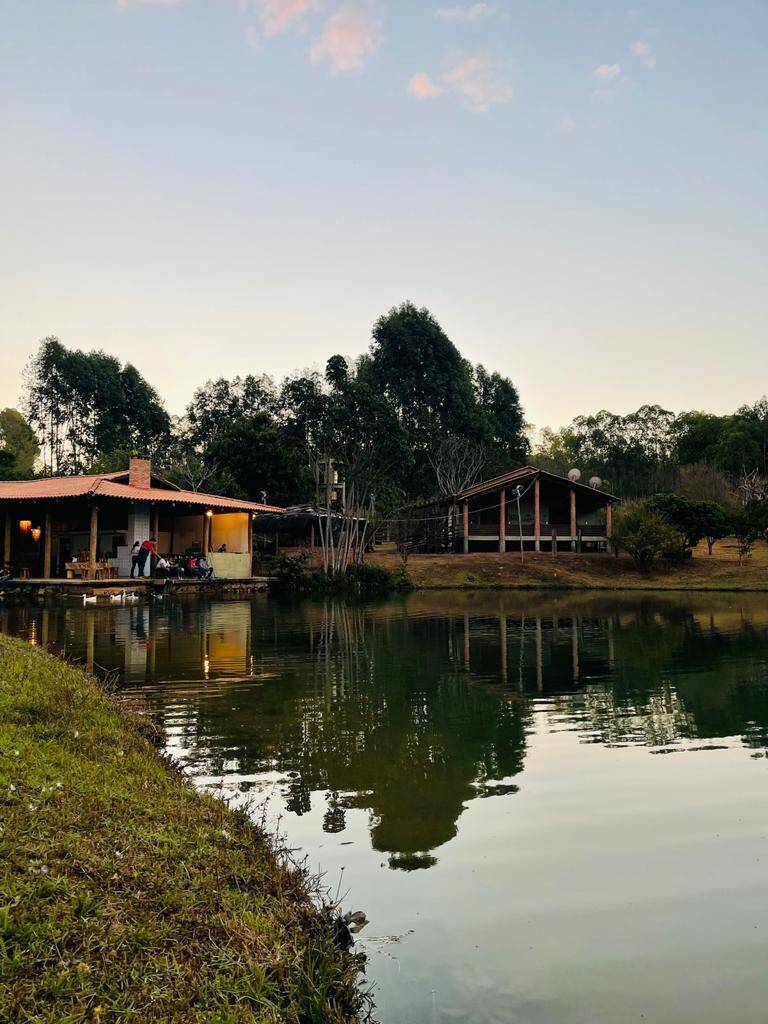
top-left (0, 636), bottom-right (366, 1024)
top-left (368, 538), bottom-right (768, 591)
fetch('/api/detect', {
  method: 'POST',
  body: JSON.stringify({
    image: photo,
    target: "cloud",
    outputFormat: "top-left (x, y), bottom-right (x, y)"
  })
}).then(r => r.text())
top-left (630, 40), bottom-right (656, 68)
top-left (409, 72), bottom-right (444, 99)
top-left (250, 0), bottom-right (322, 38)
top-left (435, 3), bottom-right (493, 22)
top-left (561, 114), bottom-right (575, 133)
top-left (592, 63), bottom-right (621, 80)
top-left (443, 54), bottom-right (512, 111)
top-left (310, 6), bottom-right (382, 73)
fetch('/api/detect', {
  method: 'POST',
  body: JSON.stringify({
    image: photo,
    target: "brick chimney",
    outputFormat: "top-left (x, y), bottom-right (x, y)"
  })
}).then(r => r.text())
top-left (129, 457), bottom-right (151, 489)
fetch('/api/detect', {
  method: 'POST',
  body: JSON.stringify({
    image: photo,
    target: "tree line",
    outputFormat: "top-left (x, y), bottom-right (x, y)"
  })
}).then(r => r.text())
top-left (3, 305), bottom-right (768, 528)
top-left (3, 303), bottom-right (527, 513)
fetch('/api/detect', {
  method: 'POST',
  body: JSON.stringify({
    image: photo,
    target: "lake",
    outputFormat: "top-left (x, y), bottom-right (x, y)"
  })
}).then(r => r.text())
top-left (3, 589), bottom-right (768, 1023)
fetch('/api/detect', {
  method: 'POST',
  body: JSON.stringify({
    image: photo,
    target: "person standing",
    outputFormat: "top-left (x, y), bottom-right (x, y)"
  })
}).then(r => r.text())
top-left (137, 536), bottom-right (158, 578)
top-left (130, 540), bottom-right (141, 578)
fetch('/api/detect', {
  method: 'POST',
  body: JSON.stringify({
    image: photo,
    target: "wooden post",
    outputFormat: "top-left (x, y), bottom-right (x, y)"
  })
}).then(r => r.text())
top-left (202, 515), bottom-right (210, 556)
top-left (535, 616), bottom-right (543, 691)
top-left (89, 505), bottom-right (98, 577)
top-left (462, 501), bottom-right (469, 554)
top-left (571, 617), bottom-right (580, 683)
top-left (3, 509), bottom-right (11, 566)
top-left (498, 489), bottom-right (506, 554)
top-left (499, 615), bottom-right (508, 683)
top-left (570, 488), bottom-right (577, 551)
top-left (605, 502), bottom-right (613, 542)
top-left (43, 508), bottom-right (52, 579)
top-left (151, 506), bottom-right (160, 543)
top-left (534, 476), bottom-right (541, 552)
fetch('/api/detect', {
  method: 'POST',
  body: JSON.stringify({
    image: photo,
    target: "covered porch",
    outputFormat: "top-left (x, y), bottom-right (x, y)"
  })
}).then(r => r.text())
top-left (0, 458), bottom-right (283, 581)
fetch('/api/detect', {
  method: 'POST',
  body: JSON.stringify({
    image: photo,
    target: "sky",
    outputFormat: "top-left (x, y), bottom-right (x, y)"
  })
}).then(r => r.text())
top-left (1, 0), bottom-right (766, 433)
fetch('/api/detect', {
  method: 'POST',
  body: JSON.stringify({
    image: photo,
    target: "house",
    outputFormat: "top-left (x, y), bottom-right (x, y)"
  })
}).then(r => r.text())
top-left (416, 466), bottom-right (618, 554)
top-left (0, 457), bottom-right (283, 580)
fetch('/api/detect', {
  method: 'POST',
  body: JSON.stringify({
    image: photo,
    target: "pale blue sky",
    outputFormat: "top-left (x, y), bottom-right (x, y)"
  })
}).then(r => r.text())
top-left (1, 0), bottom-right (766, 431)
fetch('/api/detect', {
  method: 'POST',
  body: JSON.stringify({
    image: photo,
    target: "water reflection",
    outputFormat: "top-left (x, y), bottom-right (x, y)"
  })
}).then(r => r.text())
top-left (4, 592), bottom-right (768, 870)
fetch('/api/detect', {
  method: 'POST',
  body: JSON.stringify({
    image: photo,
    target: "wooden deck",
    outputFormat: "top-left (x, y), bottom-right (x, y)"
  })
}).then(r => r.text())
top-left (2, 576), bottom-right (273, 596)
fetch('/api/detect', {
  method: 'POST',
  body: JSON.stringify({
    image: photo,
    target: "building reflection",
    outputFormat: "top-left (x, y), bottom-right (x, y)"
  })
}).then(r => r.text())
top-left (3, 591), bottom-right (768, 869)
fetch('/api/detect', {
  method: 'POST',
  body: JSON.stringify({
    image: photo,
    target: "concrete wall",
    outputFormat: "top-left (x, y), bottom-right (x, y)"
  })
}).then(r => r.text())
top-left (208, 551), bottom-right (251, 579)
top-left (210, 513), bottom-right (249, 554)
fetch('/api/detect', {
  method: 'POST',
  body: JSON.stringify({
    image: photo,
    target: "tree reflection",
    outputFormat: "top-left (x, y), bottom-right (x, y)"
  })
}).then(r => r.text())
top-left (4, 591), bottom-right (768, 870)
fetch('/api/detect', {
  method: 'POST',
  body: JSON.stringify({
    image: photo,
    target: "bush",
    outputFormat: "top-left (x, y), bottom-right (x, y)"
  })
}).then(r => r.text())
top-left (611, 502), bottom-right (685, 572)
top-left (648, 492), bottom-right (732, 556)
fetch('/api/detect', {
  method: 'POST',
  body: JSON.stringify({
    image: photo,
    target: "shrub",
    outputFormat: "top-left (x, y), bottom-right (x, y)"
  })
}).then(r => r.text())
top-left (611, 502), bottom-right (684, 572)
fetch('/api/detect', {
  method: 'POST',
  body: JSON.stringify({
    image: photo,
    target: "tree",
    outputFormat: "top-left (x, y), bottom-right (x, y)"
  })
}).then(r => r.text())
top-left (697, 502), bottom-right (732, 556)
top-left (731, 505), bottom-right (762, 566)
top-left (0, 409), bottom-right (39, 477)
top-left (533, 405), bottom-right (676, 498)
top-left (611, 503), bottom-right (683, 572)
top-left (24, 338), bottom-right (170, 474)
top-left (648, 493), bottom-right (732, 556)
top-left (677, 462), bottom-right (734, 506)
top-left (428, 436), bottom-right (486, 496)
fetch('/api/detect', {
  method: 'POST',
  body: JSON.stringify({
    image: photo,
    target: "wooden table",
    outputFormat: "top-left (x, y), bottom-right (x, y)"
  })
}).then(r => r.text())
top-left (65, 562), bottom-right (117, 580)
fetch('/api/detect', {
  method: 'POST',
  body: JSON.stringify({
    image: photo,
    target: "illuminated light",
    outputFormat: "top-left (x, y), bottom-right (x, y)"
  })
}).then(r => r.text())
top-left (19, 520), bottom-right (31, 534)
top-left (205, 510), bottom-right (214, 518)
top-left (31, 526), bottom-right (42, 542)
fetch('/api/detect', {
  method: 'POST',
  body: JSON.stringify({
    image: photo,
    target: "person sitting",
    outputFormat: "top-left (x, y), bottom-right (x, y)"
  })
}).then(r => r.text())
top-left (167, 557), bottom-right (182, 579)
top-left (217, 543), bottom-right (227, 553)
top-left (155, 556), bottom-right (170, 579)
top-left (186, 555), bottom-right (203, 578)
top-left (198, 556), bottom-right (214, 579)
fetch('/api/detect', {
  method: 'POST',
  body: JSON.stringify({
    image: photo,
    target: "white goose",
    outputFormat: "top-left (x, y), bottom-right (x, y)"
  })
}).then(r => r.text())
top-left (83, 593), bottom-right (97, 606)
top-left (124, 592), bottom-right (139, 603)
top-left (109, 592), bottom-right (123, 603)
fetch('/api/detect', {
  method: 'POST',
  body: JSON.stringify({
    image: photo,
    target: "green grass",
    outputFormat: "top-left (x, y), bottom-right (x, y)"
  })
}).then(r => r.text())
top-left (0, 635), bottom-right (369, 1024)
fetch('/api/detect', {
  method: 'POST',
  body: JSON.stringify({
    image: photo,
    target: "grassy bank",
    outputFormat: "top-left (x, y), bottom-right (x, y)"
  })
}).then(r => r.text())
top-left (0, 636), bottom-right (367, 1024)
top-left (368, 538), bottom-right (768, 591)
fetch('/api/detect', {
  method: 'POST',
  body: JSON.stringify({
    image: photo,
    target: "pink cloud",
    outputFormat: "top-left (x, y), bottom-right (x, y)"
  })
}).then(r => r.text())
top-left (443, 54), bottom-right (512, 112)
top-left (435, 3), bottom-right (493, 22)
top-left (630, 40), bottom-right (656, 68)
top-left (592, 63), bottom-right (621, 80)
top-left (409, 72), bottom-right (444, 100)
top-left (253, 0), bottom-right (322, 38)
top-left (310, 6), bottom-right (382, 73)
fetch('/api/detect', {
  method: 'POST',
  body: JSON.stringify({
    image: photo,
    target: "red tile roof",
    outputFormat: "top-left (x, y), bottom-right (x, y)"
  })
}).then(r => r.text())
top-left (0, 474), bottom-right (284, 514)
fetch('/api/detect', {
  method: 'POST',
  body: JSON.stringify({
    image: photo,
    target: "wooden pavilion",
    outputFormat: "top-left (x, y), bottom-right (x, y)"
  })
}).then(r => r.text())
top-left (0, 458), bottom-right (283, 581)
top-left (416, 466), bottom-right (619, 554)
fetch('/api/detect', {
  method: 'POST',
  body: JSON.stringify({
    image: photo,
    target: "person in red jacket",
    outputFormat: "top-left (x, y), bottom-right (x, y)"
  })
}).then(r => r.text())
top-left (136, 536), bottom-right (158, 578)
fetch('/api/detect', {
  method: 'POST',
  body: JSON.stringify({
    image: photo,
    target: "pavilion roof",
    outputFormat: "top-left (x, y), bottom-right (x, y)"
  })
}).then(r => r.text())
top-left (455, 466), bottom-right (619, 502)
top-left (0, 473), bottom-right (284, 514)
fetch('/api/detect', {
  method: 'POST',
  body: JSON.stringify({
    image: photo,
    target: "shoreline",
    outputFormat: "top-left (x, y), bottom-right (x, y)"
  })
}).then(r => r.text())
top-left (0, 635), bottom-right (369, 1024)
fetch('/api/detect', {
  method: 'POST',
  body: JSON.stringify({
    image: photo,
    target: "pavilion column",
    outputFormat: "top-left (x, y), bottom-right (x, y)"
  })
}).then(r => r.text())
top-left (605, 502), bottom-right (613, 543)
top-left (151, 506), bottom-right (160, 542)
top-left (462, 500), bottom-right (469, 554)
top-left (43, 508), bottom-right (52, 579)
top-left (89, 505), bottom-right (99, 577)
top-left (570, 488), bottom-right (577, 552)
top-left (534, 476), bottom-right (541, 552)
top-left (3, 509), bottom-right (10, 566)
top-left (202, 515), bottom-right (210, 556)
top-left (498, 489), bottom-right (506, 554)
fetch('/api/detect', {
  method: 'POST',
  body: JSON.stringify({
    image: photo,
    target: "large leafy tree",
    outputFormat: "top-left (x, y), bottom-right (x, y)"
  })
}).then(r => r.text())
top-left (369, 302), bottom-right (528, 497)
top-left (0, 408), bottom-right (39, 477)
top-left (24, 338), bottom-right (171, 474)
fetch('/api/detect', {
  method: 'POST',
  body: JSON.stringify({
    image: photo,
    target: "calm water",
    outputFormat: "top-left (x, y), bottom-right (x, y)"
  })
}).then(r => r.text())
top-left (3, 590), bottom-right (768, 1023)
